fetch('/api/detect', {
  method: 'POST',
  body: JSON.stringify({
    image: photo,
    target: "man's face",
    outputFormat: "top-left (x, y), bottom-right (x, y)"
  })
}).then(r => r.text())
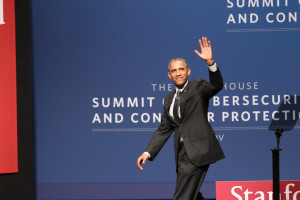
top-left (168, 60), bottom-right (191, 89)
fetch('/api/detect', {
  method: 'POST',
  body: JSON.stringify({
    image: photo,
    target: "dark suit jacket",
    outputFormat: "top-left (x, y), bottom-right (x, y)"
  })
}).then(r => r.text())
top-left (145, 67), bottom-right (225, 167)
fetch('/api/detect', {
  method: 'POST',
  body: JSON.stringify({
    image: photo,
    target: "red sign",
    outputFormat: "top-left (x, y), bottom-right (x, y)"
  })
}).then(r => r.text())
top-left (216, 180), bottom-right (300, 200)
top-left (0, 0), bottom-right (18, 174)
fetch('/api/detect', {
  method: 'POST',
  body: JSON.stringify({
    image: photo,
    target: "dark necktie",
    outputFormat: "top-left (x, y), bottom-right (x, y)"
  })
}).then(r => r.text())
top-left (173, 90), bottom-right (181, 122)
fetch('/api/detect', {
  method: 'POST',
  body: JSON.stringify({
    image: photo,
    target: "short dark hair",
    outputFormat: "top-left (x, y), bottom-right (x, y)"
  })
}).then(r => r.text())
top-left (168, 57), bottom-right (188, 71)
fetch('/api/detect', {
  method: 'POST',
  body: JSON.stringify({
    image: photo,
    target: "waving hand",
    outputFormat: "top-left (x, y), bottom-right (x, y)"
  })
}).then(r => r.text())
top-left (194, 37), bottom-right (214, 65)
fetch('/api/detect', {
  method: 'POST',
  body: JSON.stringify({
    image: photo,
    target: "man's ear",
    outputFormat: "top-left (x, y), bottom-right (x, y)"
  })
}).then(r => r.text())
top-left (187, 68), bottom-right (191, 76)
top-left (168, 72), bottom-right (172, 79)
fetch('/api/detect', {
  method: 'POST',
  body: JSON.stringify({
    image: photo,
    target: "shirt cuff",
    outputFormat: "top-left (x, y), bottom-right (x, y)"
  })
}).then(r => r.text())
top-left (143, 152), bottom-right (151, 158)
top-left (208, 62), bottom-right (217, 72)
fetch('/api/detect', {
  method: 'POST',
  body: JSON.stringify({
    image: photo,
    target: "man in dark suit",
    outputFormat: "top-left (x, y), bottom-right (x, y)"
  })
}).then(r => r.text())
top-left (137, 37), bottom-right (225, 200)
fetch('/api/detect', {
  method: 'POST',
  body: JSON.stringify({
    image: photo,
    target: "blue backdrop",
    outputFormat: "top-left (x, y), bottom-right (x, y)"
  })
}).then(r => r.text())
top-left (31, 0), bottom-right (300, 199)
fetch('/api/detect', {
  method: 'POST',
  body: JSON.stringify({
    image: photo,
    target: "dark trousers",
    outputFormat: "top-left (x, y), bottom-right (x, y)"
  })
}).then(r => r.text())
top-left (173, 143), bottom-right (209, 200)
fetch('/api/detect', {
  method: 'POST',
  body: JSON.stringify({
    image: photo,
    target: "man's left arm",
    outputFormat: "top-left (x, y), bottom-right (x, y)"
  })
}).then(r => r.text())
top-left (207, 62), bottom-right (223, 97)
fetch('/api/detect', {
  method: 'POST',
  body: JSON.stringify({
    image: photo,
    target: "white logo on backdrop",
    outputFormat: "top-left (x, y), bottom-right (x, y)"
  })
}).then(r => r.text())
top-left (226, 0), bottom-right (300, 32)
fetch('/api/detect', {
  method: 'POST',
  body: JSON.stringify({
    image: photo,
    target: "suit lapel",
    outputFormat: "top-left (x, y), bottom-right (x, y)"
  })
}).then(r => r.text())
top-left (179, 81), bottom-right (192, 121)
top-left (164, 90), bottom-right (175, 112)
top-left (164, 90), bottom-right (180, 124)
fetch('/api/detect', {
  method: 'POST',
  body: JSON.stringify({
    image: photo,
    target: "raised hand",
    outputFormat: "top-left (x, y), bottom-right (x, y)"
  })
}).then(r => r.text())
top-left (194, 37), bottom-right (214, 65)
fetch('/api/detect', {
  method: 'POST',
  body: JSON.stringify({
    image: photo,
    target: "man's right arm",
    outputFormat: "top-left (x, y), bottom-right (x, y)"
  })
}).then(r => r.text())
top-left (137, 109), bottom-right (174, 171)
top-left (143, 110), bottom-right (174, 161)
